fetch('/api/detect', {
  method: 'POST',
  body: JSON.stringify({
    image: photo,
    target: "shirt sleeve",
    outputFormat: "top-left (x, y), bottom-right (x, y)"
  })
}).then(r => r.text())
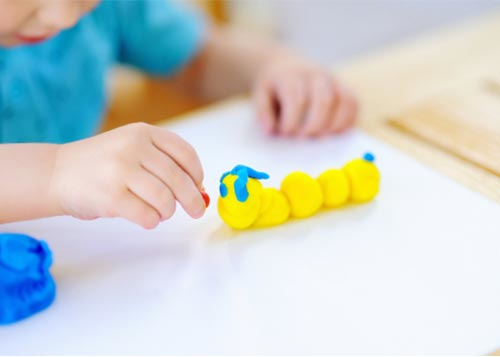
top-left (113, 0), bottom-right (206, 76)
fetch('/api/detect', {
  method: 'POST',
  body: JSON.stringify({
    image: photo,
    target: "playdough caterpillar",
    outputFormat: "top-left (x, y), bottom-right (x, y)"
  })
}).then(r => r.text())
top-left (217, 153), bottom-right (380, 229)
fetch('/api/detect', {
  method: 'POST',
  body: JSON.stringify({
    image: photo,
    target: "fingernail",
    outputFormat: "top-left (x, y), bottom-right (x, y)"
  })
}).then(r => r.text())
top-left (192, 202), bottom-right (206, 219)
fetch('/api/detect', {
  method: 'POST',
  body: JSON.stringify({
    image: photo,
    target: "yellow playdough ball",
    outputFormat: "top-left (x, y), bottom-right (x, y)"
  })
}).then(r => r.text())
top-left (343, 153), bottom-right (380, 203)
top-left (217, 175), bottom-right (263, 229)
top-left (317, 169), bottom-right (350, 208)
top-left (253, 188), bottom-right (290, 228)
top-left (280, 172), bottom-right (323, 218)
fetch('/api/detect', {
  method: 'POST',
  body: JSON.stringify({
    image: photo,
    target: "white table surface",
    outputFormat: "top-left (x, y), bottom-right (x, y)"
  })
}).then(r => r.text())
top-left (1, 100), bottom-right (500, 355)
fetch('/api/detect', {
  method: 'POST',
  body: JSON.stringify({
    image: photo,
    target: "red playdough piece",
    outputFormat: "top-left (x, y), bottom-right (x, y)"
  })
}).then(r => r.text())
top-left (201, 191), bottom-right (210, 208)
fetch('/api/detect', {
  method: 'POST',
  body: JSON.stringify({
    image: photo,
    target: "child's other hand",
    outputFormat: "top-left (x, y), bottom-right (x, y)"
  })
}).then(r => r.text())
top-left (253, 53), bottom-right (358, 137)
top-left (50, 123), bottom-right (205, 229)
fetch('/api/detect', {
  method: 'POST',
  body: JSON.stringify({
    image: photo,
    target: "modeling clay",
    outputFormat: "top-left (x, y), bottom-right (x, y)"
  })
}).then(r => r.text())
top-left (280, 172), bottom-right (323, 218)
top-left (0, 233), bottom-right (56, 324)
top-left (218, 153), bottom-right (380, 229)
top-left (201, 190), bottom-right (210, 208)
top-left (343, 152), bottom-right (380, 202)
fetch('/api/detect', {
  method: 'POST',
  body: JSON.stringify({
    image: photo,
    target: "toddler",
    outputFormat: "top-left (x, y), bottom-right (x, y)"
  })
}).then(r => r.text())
top-left (0, 0), bottom-right (357, 229)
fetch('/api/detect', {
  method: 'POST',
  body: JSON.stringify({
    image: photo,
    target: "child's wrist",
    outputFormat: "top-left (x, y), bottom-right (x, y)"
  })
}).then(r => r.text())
top-left (260, 46), bottom-right (291, 70)
top-left (45, 144), bottom-right (65, 217)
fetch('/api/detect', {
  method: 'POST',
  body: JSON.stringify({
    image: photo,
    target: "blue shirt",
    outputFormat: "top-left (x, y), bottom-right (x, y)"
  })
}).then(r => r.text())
top-left (0, 0), bottom-right (204, 144)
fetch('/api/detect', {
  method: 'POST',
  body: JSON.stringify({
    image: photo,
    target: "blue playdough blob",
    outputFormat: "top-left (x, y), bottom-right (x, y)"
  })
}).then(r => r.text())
top-left (219, 165), bottom-right (269, 202)
top-left (0, 233), bottom-right (56, 324)
top-left (363, 152), bottom-right (375, 163)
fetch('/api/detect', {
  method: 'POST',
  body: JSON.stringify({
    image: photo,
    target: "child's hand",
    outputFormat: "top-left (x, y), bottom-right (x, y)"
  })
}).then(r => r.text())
top-left (253, 53), bottom-right (358, 137)
top-left (49, 123), bottom-right (206, 229)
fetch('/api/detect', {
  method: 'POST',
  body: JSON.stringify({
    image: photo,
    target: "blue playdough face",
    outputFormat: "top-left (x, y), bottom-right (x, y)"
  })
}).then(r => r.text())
top-left (0, 233), bottom-right (56, 324)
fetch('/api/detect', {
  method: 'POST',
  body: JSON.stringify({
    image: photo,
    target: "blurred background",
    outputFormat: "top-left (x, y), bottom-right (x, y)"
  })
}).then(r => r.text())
top-left (104, 0), bottom-right (500, 130)
top-left (258, 0), bottom-right (498, 64)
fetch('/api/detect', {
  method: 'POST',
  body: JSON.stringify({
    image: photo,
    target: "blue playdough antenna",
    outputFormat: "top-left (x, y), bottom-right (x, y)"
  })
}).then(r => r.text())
top-left (363, 152), bottom-right (375, 163)
top-left (0, 233), bottom-right (56, 324)
top-left (219, 165), bottom-right (269, 202)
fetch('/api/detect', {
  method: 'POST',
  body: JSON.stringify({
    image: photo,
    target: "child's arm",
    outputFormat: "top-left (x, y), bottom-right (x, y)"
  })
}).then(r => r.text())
top-left (0, 144), bottom-right (61, 222)
top-left (0, 123), bottom-right (205, 228)
top-left (174, 27), bottom-right (358, 137)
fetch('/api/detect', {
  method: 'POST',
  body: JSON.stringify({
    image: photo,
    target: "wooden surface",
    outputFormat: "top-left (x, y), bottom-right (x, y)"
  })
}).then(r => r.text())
top-left (336, 11), bottom-right (500, 204)
top-left (390, 76), bottom-right (500, 176)
top-left (103, 67), bottom-right (211, 132)
top-left (382, 76), bottom-right (500, 203)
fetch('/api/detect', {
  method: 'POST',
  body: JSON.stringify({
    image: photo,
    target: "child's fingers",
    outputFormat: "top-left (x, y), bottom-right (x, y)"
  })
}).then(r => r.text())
top-left (337, 89), bottom-right (358, 132)
top-left (300, 75), bottom-right (338, 137)
top-left (142, 147), bottom-right (205, 219)
top-left (151, 129), bottom-right (204, 188)
top-left (116, 190), bottom-right (161, 230)
top-left (254, 81), bottom-right (277, 134)
top-left (126, 168), bottom-right (176, 221)
top-left (276, 76), bottom-right (308, 136)
top-left (330, 85), bottom-right (358, 133)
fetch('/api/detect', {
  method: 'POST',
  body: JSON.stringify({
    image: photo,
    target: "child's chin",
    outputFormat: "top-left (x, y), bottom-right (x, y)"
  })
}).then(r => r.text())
top-left (0, 38), bottom-right (24, 47)
top-left (0, 35), bottom-right (51, 47)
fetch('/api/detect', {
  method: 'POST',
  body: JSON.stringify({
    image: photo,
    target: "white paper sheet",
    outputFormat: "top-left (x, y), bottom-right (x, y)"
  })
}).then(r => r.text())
top-left (1, 101), bottom-right (500, 355)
